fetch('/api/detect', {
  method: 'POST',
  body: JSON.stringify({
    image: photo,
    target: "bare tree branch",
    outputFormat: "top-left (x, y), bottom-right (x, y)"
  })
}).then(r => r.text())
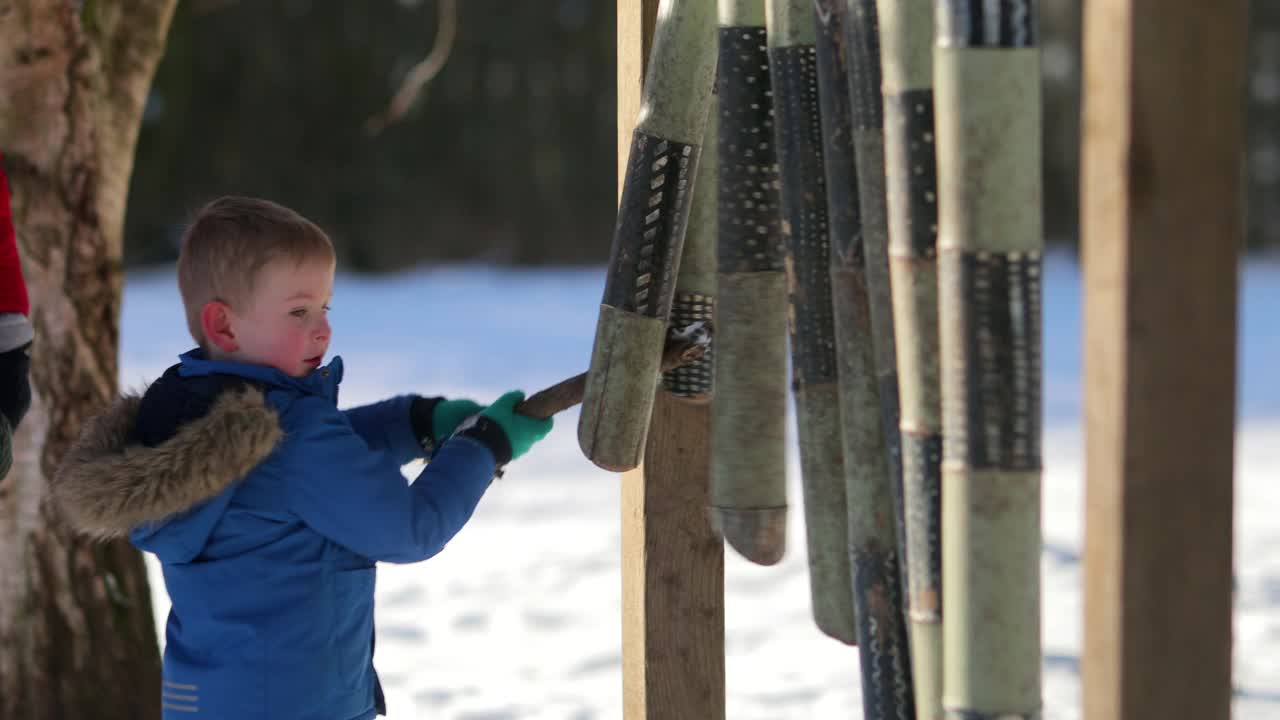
top-left (366, 0), bottom-right (458, 135)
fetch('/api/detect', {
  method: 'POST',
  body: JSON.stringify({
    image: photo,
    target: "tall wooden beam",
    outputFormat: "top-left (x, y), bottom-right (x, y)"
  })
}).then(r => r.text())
top-left (617, 2), bottom-right (726, 719)
top-left (1081, 2), bottom-right (1244, 720)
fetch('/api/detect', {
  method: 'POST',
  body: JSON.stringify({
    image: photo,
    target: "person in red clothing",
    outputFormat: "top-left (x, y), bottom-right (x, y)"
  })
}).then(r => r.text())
top-left (0, 153), bottom-right (33, 475)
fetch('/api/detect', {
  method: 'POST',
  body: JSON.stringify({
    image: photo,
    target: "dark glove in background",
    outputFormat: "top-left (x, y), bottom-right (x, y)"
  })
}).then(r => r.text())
top-left (0, 343), bottom-right (31, 430)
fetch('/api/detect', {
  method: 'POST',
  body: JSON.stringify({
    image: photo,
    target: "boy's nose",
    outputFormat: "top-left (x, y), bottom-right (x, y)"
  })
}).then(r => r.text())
top-left (315, 316), bottom-right (331, 341)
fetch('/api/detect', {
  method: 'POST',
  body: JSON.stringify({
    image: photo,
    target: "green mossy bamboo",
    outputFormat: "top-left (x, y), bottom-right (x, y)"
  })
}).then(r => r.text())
top-left (876, 0), bottom-right (944, 715)
top-left (709, 0), bottom-right (789, 566)
top-left (844, 0), bottom-right (911, 618)
top-left (935, 3), bottom-right (1044, 718)
top-left (815, 0), bottom-right (915, 709)
top-left (719, 0), bottom-right (766, 28)
top-left (663, 96), bottom-right (716, 402)
top-left (579, 0), bottom-right (718, 471)
top-left (766, 0), bottom-right (856, 644)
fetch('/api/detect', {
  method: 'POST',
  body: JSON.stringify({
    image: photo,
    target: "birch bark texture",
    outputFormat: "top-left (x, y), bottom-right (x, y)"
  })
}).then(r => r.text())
top-left (0, 2), bottom-right (178, 718)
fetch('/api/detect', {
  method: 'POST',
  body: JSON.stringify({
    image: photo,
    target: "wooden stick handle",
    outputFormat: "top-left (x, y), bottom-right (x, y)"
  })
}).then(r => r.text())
top-left (515, 333), bottom-right (708, 419)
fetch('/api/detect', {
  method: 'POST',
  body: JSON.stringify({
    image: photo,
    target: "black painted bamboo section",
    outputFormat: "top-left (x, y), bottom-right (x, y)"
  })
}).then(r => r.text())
top-left (845, 0), bottom-right (912, 629)
top-left (716, 26), bottom-right (785, 276)
top-left (935, 0), bottom-right (1043, 717)
top-left (600, 135), bottom-right (698, 320)
top-left (815, 0), bottom-right (916, 714)
top-left (936, 1), bottom-right (1038, 48)
top-left (852, 547), bottom-right (918, 720)
top-left (901, 433), bottom-right (942, 606)
top-left (710, 12), bottom-right (790, 565)
top-left (940, 253), bottom-right (1042, 471)
top-left (768, 0), bottom-right (856, 645)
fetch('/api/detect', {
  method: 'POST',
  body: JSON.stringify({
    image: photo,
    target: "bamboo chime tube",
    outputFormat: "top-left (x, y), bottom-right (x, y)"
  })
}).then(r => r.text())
top-left (935, 2), bottom-right (1043, 718)
top-left (579, 0), bottom-right (718, 472)
top-left (813, 0), bottom-right (915, 711)
top-left (710, 0), bottom-right (790, 565)
top-left (875, 0), bottom-right (944, 715)
top-left (765, 0), bottom-right (856, 645)
top-left (844, 0), bottom-right (911, 614)
top-left (663, 96), bottom-right (716, 403)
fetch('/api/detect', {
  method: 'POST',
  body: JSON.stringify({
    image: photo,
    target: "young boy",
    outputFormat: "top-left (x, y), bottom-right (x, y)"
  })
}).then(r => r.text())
top-left (51, 197), bottom-right (552, 720)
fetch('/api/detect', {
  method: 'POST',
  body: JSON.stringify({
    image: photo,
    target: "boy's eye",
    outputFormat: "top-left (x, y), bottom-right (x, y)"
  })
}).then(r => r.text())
top-left (322, 304), bottom-right (331, 313)
top-left (290, 308), bottom-right (307, 318)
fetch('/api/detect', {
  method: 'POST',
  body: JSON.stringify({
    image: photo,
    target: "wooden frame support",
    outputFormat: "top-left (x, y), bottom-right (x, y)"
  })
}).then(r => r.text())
top-left (618, 2), bottom-right (726, 719)
top-left (1081, 2), bottom-right (1245, 720)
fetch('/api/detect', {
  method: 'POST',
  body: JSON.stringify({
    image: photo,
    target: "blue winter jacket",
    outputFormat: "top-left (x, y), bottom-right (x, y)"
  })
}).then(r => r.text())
top-left (51, 350), bottom-right (501, 720)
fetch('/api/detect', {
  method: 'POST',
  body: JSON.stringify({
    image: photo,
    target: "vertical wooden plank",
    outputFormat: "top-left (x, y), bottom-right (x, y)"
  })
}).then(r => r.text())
top-left (1081, 2), bottom-right (1244, 720)
top-left (617, 4), bottom-right (657, 197)
top-left (618, 2), bottom-right (726, 719)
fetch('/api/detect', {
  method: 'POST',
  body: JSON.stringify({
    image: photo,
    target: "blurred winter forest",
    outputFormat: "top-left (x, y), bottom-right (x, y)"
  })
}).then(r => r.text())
top-left (122, 0), bottom-right (1280, 271)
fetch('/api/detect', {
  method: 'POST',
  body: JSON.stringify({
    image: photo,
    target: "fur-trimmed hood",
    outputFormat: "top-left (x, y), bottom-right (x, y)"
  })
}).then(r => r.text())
top-left (51, 381), bottom-right (282, 541)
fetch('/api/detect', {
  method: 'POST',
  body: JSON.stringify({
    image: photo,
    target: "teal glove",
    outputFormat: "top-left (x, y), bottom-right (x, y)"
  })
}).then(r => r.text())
top-left (410, 396), bottom-right (482, 455)
top-left (432, 398), bottom-right (482, 444)
top-left (477, 390), bottom-right (553, 463)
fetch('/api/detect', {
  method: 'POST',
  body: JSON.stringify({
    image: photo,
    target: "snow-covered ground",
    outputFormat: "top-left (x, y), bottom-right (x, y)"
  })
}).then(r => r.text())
top-left (119, 253), bottom-right (1280, 719)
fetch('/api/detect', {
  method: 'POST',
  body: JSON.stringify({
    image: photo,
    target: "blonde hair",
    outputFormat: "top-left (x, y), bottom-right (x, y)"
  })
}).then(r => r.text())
top-left (177, 197), bottom-right (335, 347)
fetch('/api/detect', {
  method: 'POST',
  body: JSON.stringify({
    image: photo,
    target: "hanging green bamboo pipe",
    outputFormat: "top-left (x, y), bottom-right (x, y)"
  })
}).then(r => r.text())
top-left (578, 0), bottom-right (718, 472)
top-left (814, 0), bottom-right (915, 711)
top-left (935, 3), bottom-right (1043, 719)
top-left (710, 0), bottom-right (789, 565)
top-left (875, 0), bottom-right (943, 715)
top-left (765, 0), bottom-right (856, 645)
top-left (844, 0), bottom-right (911, 619)
top-left (664, 95), bottom-right (716, 403)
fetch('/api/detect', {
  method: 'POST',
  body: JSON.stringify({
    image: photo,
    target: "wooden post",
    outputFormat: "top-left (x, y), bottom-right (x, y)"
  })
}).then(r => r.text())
top-left (1080, 2), bottom-right (1244, 720)
top-left (618, 2), bottom-right (726, 719)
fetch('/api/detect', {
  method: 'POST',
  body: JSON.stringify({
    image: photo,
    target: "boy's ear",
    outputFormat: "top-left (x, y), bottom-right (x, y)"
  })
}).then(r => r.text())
top-left (200, 301), bottom-right (238, 353)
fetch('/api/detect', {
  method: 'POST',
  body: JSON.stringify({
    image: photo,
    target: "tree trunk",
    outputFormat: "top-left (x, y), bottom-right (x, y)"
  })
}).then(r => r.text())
top-left (0, 2), bottom-right (177, 718)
